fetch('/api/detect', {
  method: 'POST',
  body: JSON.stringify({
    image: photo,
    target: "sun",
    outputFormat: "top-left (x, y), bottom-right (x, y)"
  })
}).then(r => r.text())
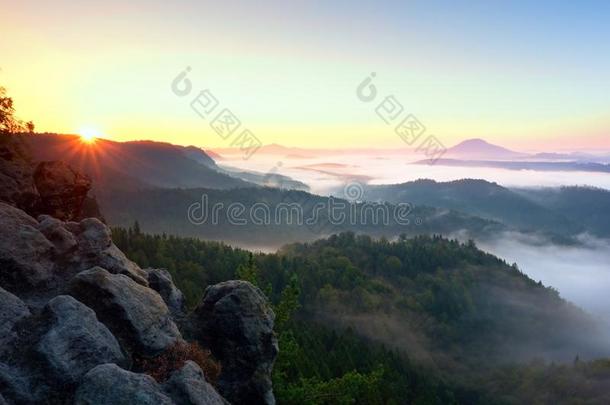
top-left (78, 127), bottom-right (102, 144)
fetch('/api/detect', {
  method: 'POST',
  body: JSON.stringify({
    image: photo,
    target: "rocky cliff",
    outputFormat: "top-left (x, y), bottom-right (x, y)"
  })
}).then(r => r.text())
top-left (0, 135), bottom-right (102, 221)
top-left (0, 134), bottom-right (277, 404)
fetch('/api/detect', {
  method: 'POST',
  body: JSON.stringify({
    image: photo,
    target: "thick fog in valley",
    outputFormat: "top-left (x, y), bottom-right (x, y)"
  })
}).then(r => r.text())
top-left (479, 233), bottom-right (610, 329)
top-left (4, 1), bottom-right (610, 402)
top-left (222, 152), bottom-right (610, 338)
top-left (219, 153), bottom-right (610, 195)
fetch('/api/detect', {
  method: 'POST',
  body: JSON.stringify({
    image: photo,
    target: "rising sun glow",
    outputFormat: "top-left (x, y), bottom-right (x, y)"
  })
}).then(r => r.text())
top-left (78, 128), bottom-right (101, 143)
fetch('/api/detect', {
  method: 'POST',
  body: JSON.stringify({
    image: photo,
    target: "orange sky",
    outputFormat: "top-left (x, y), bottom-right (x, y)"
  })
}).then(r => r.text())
top-left (1, 0), bottom-right (609, 152)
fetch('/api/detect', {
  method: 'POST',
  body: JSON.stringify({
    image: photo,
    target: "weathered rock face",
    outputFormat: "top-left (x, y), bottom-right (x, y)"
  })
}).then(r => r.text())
top-left (0, 134), bottom-right (102, 222)
top-left (146, 268), bottom-right (187, 320)
top-left (75, 362), bottom-right (228, 405)
top-left (163, 361), bottom-right (228, 405)
top-left (0, 205), bottom-right (278, 404)
top-left (189, 280), bottom-right (278, 405)
top-left (1, 141), bottom-right (278, 404)
top-left (36, 215), bottom-right (78, 256)
top-left (33, 161), bottom-right (92, 221)
top-left (72, 218), bottom-right (148, 285)
top-left (68, 267), bottom-right (182, 356)
top-left (0, 203), bottom-right (147, 300)
top-left (36, 295), bottom-right (127, 385)
top-left (0, 202), bottom-right (55, 291)
top-left (0, 135), bottom-right (37, 212)
top-left (74, 364), bottom-right (174, 405)
top-left (74, 217), bottom-right (112, 254)
top-left (0, 287), bottom-right (30, 352)
top-left (0, 362), bottom-right (36, 404)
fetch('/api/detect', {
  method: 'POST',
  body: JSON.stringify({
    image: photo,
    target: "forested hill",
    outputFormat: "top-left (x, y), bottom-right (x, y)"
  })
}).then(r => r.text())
top-left (23, 133), bottom-right (251, 190)
top-left (102, 187), bottom-right (504, 250)
top-left (113, 227), bottom-right (610, 404)
top-left (514, 186), bottom-right (610, 238)
top-left (363, 179), bottom-right (583, 238)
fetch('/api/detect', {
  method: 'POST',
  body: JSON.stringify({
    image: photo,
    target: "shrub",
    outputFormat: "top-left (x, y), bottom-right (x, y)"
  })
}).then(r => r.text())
top-left (136, 341), bottom-right (221, 384)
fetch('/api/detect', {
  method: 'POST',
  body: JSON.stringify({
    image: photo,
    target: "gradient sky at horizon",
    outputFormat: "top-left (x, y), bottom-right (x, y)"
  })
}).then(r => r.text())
top-left (1, 0), bottom-right (609, 151)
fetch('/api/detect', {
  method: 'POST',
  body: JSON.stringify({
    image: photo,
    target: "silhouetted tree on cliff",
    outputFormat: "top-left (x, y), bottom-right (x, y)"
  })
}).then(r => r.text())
top-left (0, 86), bottom-right (34, 134)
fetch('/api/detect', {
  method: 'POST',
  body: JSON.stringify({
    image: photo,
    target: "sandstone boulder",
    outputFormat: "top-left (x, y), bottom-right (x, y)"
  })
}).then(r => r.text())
top-left (189, 280), bottom-right (278, 405)
top-left (145, 268), bottom-right (186, 320)
top-left (36, 295), bottom-right (127, 384)
top-left (0, 135), bottom-right (104, 222)
top-left (36, 215), bottom-right (78, 256)
top-left (0, 202), bottom-right (54, 291)
top-left (74, 364), bottom-right (174, 405)
top-left (0, 287), bottom-right (30, 351)
top-left (68, 267), bottom-right (181, 355)
top-left (73, 218), bottom-right (148, 286)
top-left (163, 361), bottom-right (227, 405)
top-left (33, 161), bottom-right (91, 221)
top-left (0, 135), bottom-right (37, 212)
top-left (0, 204), bottom-right (148, 301)
top-left (0, 363), bottom-right (35, 404)
top-left (76, 217), bottom-right (112, 254)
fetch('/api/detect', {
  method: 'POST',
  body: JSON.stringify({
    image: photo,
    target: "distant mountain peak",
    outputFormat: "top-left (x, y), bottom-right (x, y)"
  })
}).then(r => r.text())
top-left (447, 138), bottom-right (524, 159)
top-left (451, 138), bottom-right (508, 150)
top-left (457, 138), bottom-right (491, 145)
